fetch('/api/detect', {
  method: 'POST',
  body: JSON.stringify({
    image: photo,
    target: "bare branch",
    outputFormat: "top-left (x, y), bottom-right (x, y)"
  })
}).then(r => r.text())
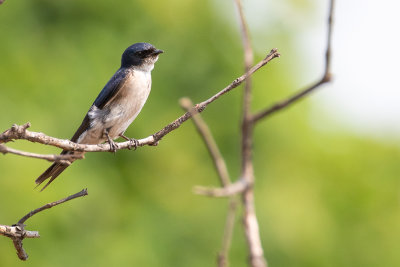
top-left (235, 0), bottom-right (254, 107)
top-left (18, 189), bottom-right (88, 224)
top-left (0, 189), bottom-right (88, 260)
top-left (152, 49), bottom-right (279, 144)
top-left (252, 0), bottom-right (335, 123)
top-left (235, 0), bottom-right (254, 119)
top-left (180, 97), bottom-right (239, 267)
top-left (180, 97), bottom-right (231, 187)
top-left (194, 179), bottom-right (248, 197)
top-left (234, 0), bottom-right (268, 266)
top-left (252, 78), bottom-right (327, 122)
top-left (218, 198), bottom-right (238, 267)
top-left (0, 224), bottom-right (40, 261)
top-left (236, 0), bottom-right (256, 191)
top-left (0, 143), bottom-right (83, 163)
top-left (324, 0), bottom-right (335, 77)
top-left (12, 238), bottom-right (29, 260)
top-left (0, 225), bottom-right (39, 239)
top-left (239, 1), bottom-right (335, 266)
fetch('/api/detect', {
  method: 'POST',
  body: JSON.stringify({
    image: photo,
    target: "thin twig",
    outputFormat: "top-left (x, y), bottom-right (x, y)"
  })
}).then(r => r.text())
top-left (152, 48), bottom-right (279, 145)
top-left (194, 179), bottom-right (248, 197)
top-left (252, 0), bottom-right (335, 123)
top-left (180, 97), bottom-right (239, 267)
top-left (18, 189), bottom-right (88, 224)
top-left (235, 0), bottom-right (254, 120)
top-left (180, 98), bottom-right (231, 186)
top-left (236, 0), bottom-right (256, 188)
top-left (240, 1), bottom-right (335, 266)
top-left (324, 0), bottom-right (334, 76)
top-left (0, 189), bottom-right (88, 260)
top-left (0, 50), bottom-right (280, 157)
top-left (218, 199), bottom-right (238, 267)
top-left (235, 0), bottom-right (267, 266)
top-left (0, 143), bottom-right (83, 163)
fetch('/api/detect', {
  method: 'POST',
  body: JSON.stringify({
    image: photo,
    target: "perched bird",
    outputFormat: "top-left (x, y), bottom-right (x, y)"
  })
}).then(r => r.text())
top-left (36, 42), bottom-right (163, 190)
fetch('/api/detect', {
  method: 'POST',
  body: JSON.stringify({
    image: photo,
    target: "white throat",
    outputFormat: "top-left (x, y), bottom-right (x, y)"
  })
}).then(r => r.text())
top-left (135, 55), bottom-right (159, 72)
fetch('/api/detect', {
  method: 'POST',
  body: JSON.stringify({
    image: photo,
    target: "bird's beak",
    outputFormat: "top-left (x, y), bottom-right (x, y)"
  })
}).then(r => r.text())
top-left (152, 49), bottom-right (164, 55)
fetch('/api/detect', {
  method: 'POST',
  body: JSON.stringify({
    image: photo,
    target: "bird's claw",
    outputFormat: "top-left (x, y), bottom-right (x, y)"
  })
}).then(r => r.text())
top-left (127, 138), bottom-right (138, 150)
top-left (108, 139), bottom-right (118, 153)
top-left (119, 134), bottom-right (138, 150)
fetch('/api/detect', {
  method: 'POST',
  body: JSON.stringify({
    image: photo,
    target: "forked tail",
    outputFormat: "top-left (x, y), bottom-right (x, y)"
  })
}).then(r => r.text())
top-left (35, 162), bottom-right (70, 191)
top-left (35, 150), bottom-right (83, 191)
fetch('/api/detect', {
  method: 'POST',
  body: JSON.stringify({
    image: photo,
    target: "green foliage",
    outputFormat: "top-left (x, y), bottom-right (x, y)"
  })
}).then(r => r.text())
top-left (0, 0), bottom-right (399, 266)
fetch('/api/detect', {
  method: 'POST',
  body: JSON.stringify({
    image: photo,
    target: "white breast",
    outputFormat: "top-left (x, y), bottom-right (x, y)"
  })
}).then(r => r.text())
top-left (106, 69), bottom-right (152, 138)
top-left (78, 68), bottom-right (152, 144)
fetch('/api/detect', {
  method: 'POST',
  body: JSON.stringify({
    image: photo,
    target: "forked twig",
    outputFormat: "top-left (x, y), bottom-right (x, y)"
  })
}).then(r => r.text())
top-left (0, 189), bottom-right (88, 260)
top-left (252, 0), bottom-right (335, 123)
top-left (180, 97), bottom-right (239, 267)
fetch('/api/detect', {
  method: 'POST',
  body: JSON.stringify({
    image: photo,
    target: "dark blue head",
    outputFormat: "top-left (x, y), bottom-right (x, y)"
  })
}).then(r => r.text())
top-left (121, 42), bottom-right (163, 68)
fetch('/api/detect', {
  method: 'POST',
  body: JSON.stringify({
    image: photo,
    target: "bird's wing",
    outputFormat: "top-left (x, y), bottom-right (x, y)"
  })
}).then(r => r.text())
top-left (69, 114), bottom-right (90, 143)
top-left (69, 68), bottom-right (131, 143)
top-left (93, 68), bottom-right (130, 109)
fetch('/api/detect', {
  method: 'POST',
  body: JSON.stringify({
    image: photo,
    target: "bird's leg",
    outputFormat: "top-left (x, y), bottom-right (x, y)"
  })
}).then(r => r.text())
top-left (119, 134), bottom-right (138, 150)
top-left (104, 129), bottom-right (118, 153)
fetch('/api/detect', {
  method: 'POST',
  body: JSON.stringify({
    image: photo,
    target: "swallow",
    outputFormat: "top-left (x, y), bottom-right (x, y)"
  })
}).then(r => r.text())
top-left (36, 42), bottom-right (163, 190)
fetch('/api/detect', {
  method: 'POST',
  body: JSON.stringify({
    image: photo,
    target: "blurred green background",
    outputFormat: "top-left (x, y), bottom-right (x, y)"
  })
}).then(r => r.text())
top-left (0, 0), bottom-right (399, 266)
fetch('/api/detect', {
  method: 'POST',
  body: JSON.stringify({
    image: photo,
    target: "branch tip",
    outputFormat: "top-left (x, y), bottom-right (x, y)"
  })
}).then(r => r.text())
top-left (0, 188), bottom-right (89, 261)
top-left (194, 179), bottom-right (248, 198)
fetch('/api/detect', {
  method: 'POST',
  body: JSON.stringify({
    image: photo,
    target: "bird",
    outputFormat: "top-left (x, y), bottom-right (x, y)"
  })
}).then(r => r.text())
top-left (36, 42), bottom-right (163, 191)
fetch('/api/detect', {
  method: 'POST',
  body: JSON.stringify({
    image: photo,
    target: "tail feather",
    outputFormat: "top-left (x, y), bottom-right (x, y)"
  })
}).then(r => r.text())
top-left (35, 162), bottom-right (69, 191)
top-left (36, 114), bottom-right (90, 191)
top-left (35, 150), bottom-right (82, 191)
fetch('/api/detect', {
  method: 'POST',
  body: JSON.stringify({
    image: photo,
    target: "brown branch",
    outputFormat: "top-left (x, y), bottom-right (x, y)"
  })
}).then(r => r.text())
top-left (235, 0), bottom-right (254, 177)
top-left (0, 225), bottom-right (40, 239)
top-left (193, 0), bottom-right (335, 265)
top-left (236, 0), bottom-right (256, 186)
top-left (235, 0), bottom-right (267, 266)
top-left (180, 98), bottom-right (231, 187)
top-left (194, 179), bottom-right (248, 197)
top-left (0, 224), bottom-right (40, 261)
top-left (324, 0), bottom-right (334, 77)
top-left (0, 189), bottom-right (88, 260)
top-left (18, 189), bottom-right (88, 224)
top-left (218, 198), bottom-right (238, 267)
top-left (0, 50), bottom-right (279, 158)
top-left (0, 143), bottom-right (83, 164)
top-left (180, 97), bottom-right (239, 267)
top-left (151, 48), bottom-right (279, 145)
top-left (252, 0), bottom-right (335, 123)
top-left (237, 1), bottom-right (335, 266)
top-left (235, 0), bottom-right (254, 118)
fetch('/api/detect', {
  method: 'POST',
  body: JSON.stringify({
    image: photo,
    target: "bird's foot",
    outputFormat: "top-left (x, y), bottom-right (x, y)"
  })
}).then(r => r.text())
top-left (119, 134), bottom-right (138, 150)
top-left (108, 139), bottom-right (118, 153)
top-left (104, 129), bottom-right (118, 153)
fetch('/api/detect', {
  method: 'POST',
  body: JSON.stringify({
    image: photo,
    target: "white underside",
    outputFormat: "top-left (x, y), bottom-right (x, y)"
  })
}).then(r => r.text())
top-left (76, 68), bottom-right (152, 144)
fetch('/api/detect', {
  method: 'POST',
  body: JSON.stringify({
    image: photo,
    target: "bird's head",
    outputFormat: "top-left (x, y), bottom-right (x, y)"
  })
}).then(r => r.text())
top-left (121, 42), bottom-right (163, 71)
